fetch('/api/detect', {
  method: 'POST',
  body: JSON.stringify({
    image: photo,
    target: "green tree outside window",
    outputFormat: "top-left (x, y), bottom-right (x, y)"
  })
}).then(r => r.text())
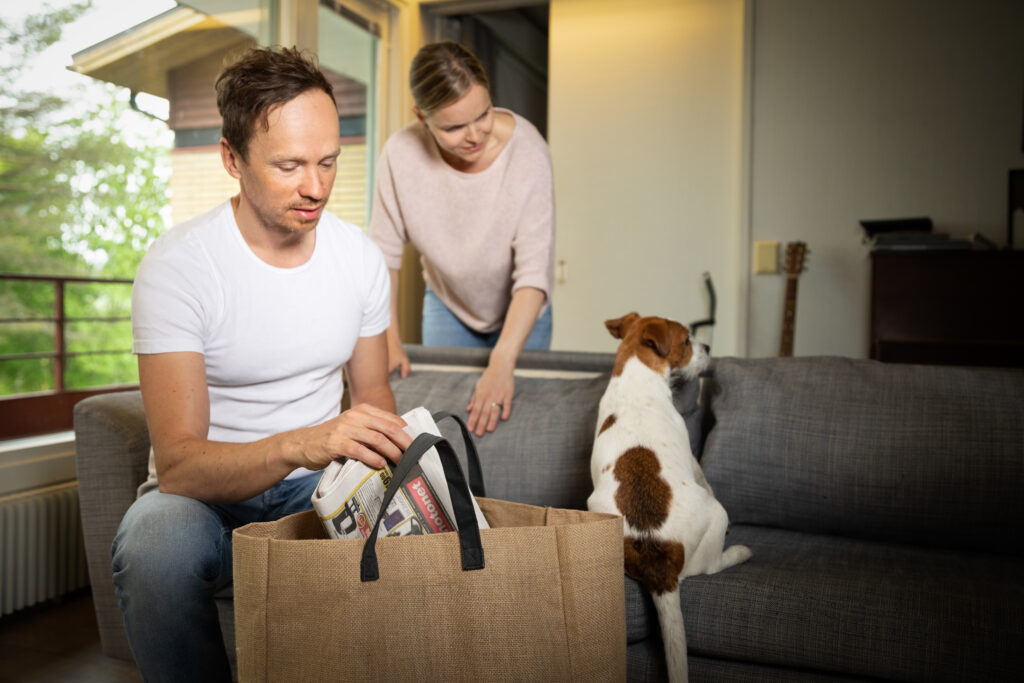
top-left (1, 1), bottom-right (171, 396)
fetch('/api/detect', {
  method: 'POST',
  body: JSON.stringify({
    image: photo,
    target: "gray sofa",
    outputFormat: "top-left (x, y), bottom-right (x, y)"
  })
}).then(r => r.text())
top-left (74, 345), bottom-right (1024, 681)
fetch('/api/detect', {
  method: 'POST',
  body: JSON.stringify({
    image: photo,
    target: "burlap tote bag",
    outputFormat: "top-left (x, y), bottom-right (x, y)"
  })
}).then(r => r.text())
top-left (233, 413), bottom-right (626, 682)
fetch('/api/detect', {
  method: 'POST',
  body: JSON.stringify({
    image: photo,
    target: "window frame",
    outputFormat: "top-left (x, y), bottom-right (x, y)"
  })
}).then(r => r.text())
top-left (0, 273), bottom-right (138, 440)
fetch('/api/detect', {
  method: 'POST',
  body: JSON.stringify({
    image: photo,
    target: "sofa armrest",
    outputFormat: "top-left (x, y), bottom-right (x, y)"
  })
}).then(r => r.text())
top-left (73, 390), bottom-right (150, 661)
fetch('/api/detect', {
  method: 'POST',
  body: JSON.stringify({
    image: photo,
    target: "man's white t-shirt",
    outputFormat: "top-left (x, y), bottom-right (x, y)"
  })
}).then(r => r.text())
top-left (131, 201), bottom-right (390, 487)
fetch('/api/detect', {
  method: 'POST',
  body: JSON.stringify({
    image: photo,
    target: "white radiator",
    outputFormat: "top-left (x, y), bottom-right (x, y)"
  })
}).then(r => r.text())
top-left (0, 481), bottom-right (89, 617)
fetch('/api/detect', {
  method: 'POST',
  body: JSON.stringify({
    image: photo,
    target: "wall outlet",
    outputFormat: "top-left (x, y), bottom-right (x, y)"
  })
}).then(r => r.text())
top-left (754, 240), bottom-right (779, 274)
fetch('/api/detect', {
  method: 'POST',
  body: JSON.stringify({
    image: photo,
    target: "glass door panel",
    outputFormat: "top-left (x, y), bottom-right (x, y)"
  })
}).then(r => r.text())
top-left (317, 3), bottom-right (379, 230)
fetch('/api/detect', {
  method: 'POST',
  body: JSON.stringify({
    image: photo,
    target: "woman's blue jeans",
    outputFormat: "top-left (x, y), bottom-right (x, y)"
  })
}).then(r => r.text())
top-left (421, 287), bottom-right (552, 350)
top-left (111, 474), bottom-right (319, 682)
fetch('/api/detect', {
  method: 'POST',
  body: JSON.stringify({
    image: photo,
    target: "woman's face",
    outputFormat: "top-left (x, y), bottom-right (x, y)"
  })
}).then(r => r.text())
top-left (420, 83), bottom-right (494, 169)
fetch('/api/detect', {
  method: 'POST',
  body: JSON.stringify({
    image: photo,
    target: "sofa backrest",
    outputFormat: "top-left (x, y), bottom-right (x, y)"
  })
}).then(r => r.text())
top-left (700, 357), bottom-right (1024, 554)
top-left (390, 346), bottom-right (614, 510)
top-left (390, 346), bottom-right (711, 511)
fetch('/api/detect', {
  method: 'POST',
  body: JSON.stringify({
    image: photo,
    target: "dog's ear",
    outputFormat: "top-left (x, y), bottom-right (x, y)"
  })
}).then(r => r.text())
top-left (605, 313), bottom-right (640, 340)
top-left (641, 319), bottom-right (672, 358)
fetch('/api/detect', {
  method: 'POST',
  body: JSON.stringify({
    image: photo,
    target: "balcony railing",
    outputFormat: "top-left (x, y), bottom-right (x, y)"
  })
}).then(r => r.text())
top-left (0, 273), bottom-right (138, 439)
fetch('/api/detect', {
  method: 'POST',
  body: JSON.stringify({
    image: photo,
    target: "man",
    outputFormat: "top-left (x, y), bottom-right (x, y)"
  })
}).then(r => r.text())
top-left (112, 47), bottom-right (412, 682)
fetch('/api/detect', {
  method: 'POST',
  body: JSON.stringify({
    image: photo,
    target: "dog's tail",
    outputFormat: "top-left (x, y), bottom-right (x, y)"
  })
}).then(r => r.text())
top-left (652, 588), bottom-right (688, 683)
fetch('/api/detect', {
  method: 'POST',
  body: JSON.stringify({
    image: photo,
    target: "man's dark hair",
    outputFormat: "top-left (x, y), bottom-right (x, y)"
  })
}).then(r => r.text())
top-left (216, 46), bottom-right (336, 161)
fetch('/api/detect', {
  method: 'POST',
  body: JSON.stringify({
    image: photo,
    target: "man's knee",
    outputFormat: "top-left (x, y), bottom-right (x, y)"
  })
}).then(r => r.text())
top-left (112, 491), bottom-right (228, 592)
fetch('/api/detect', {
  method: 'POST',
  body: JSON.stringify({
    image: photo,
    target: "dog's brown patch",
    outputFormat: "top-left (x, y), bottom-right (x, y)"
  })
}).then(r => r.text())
top-left (624, 537), bottom-right (686, 594)
top-left (613, 447), bottom-right (672, 531)
top-left (608, 315), bottom-right (694, 377)
top-left (599, 413), bottom-right (617, 435)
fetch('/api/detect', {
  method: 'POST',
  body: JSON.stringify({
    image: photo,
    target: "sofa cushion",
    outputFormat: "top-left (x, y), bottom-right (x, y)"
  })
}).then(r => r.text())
top-left (700, 357), bottom-right (1024, 553)
top-left (390, 348), bottom-right (708, 511)
top-left (390, 367), bottom-right (609, 510)
top-left (628, 645), bottom-right (857, 683)
top-left (651, 525), bottom-right (1023, 682)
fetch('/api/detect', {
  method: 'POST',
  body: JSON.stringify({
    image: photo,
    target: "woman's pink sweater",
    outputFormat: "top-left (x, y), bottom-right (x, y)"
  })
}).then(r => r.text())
top-left (370, 109), bottom-right (554, 333)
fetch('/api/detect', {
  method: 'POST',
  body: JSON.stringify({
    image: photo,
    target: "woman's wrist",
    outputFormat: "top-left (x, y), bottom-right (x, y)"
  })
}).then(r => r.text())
top-left (488, 345), bottom-right (517, 373)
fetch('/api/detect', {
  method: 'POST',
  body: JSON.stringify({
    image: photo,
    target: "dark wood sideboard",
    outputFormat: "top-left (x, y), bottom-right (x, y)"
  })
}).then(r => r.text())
top-left (869, 250), bottom-right (1024, 368)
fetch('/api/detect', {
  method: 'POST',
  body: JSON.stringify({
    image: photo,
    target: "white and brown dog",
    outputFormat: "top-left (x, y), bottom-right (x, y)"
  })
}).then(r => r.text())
top-left (587, 313), bottom-right (751, 683)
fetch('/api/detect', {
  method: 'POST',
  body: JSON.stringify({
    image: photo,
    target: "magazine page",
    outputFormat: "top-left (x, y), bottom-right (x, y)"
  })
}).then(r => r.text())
top-left (311, 457), bottom-right (455, 540)
top-left (311, 407), bottom-right (488, 540)
top-left (401, 407), bottom-right (489, 532)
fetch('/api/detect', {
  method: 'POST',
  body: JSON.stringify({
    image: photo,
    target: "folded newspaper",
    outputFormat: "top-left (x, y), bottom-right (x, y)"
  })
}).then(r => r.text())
top-left (311, 407), bottom-right (489, 540)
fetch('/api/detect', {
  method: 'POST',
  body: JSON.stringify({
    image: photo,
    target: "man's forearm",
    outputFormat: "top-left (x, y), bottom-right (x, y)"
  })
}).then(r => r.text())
top-left (154, 429), bottom-right (307, 504)
top-left (155, 398), bottom-right (408, 504)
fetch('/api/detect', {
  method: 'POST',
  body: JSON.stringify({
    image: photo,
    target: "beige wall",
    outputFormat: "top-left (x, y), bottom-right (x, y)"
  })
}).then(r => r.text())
top-left (548, 0), bottom-right (747, 354)
top-left (547, 0), bottom-right (1024, 358)
top-left (170, 148), bottom-right (238, 226)
top-left (747, 0), bottom-right (1024, 358)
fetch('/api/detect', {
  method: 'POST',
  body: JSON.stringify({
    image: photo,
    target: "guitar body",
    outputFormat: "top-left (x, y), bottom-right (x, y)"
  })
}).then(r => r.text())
top-left (779, 242), bottom-right (807, 357)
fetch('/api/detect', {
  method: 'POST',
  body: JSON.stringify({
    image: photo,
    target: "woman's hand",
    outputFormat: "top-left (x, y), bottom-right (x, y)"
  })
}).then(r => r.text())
top-left (466, 360), bottom-right (514, 437)
top-left (464, 288), bottom-right (546, 436)
top-left (386, 332), bottom-right (411, 378)
top-left (384, 269), bottom-right (410, 378)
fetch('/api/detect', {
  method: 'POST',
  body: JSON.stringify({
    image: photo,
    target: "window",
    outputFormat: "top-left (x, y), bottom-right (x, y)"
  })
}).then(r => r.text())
top-left (318, 1), bottom-right (380, 229)
top-left (0, 0), bottom-right (177, 438)
top-left (1, 0), bottom-right (392, 439)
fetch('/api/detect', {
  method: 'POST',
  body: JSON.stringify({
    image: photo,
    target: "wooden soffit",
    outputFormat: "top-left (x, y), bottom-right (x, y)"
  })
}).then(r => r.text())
top-left (69, 6), bottom-right (252, 99)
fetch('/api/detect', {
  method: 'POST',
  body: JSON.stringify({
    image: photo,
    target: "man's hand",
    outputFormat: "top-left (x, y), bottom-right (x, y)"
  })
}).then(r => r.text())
top-left (298, 403), bottom-right (412, 470)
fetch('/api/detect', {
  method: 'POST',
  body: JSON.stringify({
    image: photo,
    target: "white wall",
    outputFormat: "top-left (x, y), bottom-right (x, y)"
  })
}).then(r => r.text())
top-left (747, 0), bottom-right (1024, 358)
top-left (548, 0), bottom-right (746, 354)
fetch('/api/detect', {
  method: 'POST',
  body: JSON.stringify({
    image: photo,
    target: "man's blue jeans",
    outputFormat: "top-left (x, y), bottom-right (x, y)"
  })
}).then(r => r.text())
top-left (421, 287), bottom-right (552, 350)
top-left (111, 474), bottom-right (319, 682)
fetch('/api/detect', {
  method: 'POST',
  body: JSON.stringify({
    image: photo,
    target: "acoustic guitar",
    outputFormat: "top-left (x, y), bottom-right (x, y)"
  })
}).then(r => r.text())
top-left (779, 241), bottom-right (807, 357)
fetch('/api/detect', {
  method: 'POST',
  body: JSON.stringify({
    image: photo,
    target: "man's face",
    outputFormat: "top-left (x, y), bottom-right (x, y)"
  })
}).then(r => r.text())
top-left (421, 83), bottom-right (495, 169)
top-left (225, 89), bottom-right (340, 237)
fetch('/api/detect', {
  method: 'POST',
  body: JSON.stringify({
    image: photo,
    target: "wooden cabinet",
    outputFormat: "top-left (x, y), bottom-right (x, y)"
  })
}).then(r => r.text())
top-left (869, 250), bottom-right (1024, 368)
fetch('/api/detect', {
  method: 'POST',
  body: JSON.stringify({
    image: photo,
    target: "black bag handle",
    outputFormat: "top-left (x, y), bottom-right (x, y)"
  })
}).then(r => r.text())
top-left (431, 411), bottom-right (486, 498)
top-left (360, 429), bottom-right (485, 582)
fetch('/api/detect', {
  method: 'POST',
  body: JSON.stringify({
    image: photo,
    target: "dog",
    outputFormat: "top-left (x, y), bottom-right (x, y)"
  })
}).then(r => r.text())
top-left (587, 313), bottom-right (751, 683)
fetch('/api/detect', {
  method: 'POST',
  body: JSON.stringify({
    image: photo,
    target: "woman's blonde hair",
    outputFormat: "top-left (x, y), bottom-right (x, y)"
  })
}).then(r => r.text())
top-left (409, 41), bottom-right (490, 117)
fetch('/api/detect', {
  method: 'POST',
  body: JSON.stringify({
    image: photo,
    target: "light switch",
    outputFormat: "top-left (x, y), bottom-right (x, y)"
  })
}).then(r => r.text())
top-left (753, 240), bottom-right (779, 274)
top-left (556, 258), bottom-right (568, 284)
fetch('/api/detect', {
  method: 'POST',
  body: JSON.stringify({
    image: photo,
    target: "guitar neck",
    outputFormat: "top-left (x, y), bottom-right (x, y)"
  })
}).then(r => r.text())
top-left (779, 275), bottom-right (799, 357)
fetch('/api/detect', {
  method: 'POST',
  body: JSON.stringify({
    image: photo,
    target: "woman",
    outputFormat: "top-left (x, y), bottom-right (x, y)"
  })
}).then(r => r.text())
top-left (370, 41), bottom-right (555, 437)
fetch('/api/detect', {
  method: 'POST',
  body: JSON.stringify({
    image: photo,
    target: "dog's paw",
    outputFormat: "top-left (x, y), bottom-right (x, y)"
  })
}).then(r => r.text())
top-left (723, 544), bottom-right (752, 567)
